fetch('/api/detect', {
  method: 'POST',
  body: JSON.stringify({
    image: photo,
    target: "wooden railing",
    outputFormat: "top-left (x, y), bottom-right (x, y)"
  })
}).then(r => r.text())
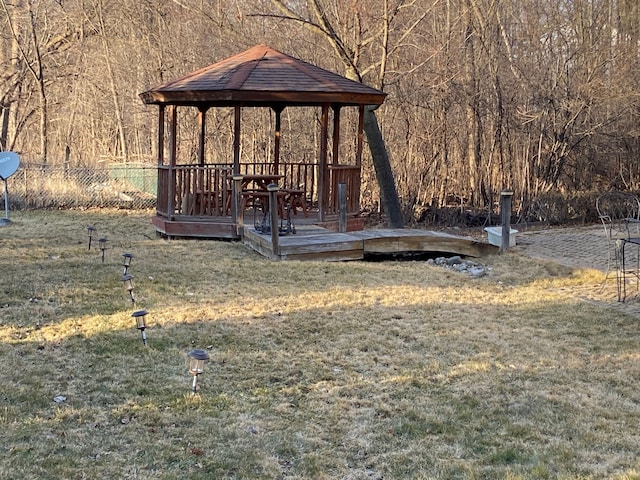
top-left (157, 166), bottom-right (170, 215)
top-left (327, 165), bottom-right (360, 215)
top-left (156, 162), bottom-right (317, 218)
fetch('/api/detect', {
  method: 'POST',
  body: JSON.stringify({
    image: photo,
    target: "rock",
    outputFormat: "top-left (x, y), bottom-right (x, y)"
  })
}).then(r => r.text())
top-left (430, 255), bottom-right (489, 278)
top-left (447, 255), bottom-right (463, 265)
top-left (469, 267), bottom-right (487, 278)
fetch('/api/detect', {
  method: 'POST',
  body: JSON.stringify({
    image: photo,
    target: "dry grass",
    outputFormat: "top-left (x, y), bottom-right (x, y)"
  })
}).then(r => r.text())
top-left (0, 210), bottom-right (639, 479)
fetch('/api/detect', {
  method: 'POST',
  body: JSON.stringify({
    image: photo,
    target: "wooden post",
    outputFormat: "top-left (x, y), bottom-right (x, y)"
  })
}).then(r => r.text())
top-left (232, 175), bottom-right (244, 235)
top-left (168, 105), bottom-right (177, 219)
top-left (318, 104), bottom-right (329, 222)
top-left (338, 182), bottom-right (347, 233)
top-left (332, 105), bottom-right (341, 166)
top-left (273, 105), bottom-right (283, 175)
top-left (267, 183), bottom-right (280, 258)
top-left (233, 106), bottom-right (241, 174)
top-left (500, 189), bottom-right (514, 253)
top-left (197, 108), bottom-right (206, 166)
top-left (157, 105), bottom-right (165, 166)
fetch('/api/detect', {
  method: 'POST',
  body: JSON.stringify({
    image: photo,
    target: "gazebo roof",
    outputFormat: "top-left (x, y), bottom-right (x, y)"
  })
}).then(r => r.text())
top-left (139, 44), bottom-right (386, 107)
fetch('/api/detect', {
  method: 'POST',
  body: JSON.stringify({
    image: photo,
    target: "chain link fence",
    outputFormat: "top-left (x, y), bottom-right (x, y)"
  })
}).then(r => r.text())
top-left (3, 163), bottom-right (158, 210)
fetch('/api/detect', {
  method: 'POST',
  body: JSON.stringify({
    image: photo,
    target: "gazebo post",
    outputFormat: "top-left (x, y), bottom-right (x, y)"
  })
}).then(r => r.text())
top-left (197, 107), bottom-right (207, 212)
top-left (356, 105), bottom-right (364, 168)
top-left (332, 105), bottom-right (341, 166)
top-left (232, 107), bottom-right (242, 228)
top-left (331, 105), bottom-right (341, 219)
top-left (354, 104), bottom-right (365, 212)
top-left (273, 105), bottom-right (284, 176)
top-left (168, 105), bottom-right (178, 219)
top-left (157, 105), bottom-right (165, 166)
top-left (233, 106), bottom-right (241, 175)
top-left (197, 107), bottom-right (207, 166)
top-left (318, 104), bottom-right (330, 222)
top-left (156, 105), bottom-right (165, 217)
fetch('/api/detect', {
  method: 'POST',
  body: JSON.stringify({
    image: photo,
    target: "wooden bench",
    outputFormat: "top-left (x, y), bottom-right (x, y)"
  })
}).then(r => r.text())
top-left (283, 189), bottom-right (307, 217)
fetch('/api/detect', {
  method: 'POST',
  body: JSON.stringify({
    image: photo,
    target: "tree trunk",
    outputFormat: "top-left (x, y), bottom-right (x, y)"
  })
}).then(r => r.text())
top-left (26, 0), bottom-right (48, 164)
top-left (0, 105), bottom-right (9, 151)
top-left (98, 0), bottom-right (128, 161)
top-left (364, 106), bottom-right (404, 228)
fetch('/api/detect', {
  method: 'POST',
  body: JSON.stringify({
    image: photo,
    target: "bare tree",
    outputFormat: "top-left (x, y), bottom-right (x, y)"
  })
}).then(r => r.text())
top-left (263, 0), bottom-right (419, 227)
top-left (1, 0), bottom-right (51, 162)
top-left (1, 0), bottom-right (639, 223)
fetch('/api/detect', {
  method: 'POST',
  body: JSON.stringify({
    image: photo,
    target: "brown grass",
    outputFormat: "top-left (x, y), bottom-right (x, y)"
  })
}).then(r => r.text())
top-left (0, 210), bottom-right (638, 479)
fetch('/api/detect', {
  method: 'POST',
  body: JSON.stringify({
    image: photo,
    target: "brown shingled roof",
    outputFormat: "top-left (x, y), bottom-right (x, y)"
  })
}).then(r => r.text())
top-left (140, 44), bottom-right (386, 107)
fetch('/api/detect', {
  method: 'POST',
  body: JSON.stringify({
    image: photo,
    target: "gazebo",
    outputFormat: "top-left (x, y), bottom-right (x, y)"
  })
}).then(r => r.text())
top-left (140, 44), bottom-right (386, 239)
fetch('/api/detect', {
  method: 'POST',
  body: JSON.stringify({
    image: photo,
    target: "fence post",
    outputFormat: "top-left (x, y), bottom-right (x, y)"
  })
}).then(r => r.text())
top-left (267, 183), bottom-right (280, 258)
top-left (338, 182), bottom-right (347, 233)
top-left (500, 189), bottom-right (514, 253)
top-left (232, 175), bottom-right (244, 236)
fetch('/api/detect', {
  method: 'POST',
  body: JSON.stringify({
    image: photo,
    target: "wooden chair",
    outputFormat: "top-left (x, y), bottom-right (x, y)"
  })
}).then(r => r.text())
top-left (284, 188), bottom-right (308, 217)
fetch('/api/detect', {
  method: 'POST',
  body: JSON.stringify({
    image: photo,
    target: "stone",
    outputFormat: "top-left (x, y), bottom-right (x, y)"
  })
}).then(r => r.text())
top-left (447, 255), bottom-right (463, 265)
top-left (469, 267), bottom-right (487, 278)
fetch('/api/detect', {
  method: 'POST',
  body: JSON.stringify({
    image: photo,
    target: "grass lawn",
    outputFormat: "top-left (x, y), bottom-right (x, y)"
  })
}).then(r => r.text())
top-left (0, 210), bottom-right (638, 479)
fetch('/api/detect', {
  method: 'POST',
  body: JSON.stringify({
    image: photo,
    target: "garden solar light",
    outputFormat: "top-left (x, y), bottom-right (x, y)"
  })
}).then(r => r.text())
top-left (87, 226), bottom-right (96, 250)
top-left (132, 309), bottom-right (148, 345)
top-left (187, 349), bottom-right (210, 393)
top-left (122, 253), bottom-right (134, 274)
top-left (98, 237), bottom-right (108, 262)
top-left (121, 274), bottom-right (135, 303)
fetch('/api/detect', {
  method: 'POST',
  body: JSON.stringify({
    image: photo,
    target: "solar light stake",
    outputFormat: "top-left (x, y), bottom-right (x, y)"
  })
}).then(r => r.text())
top-left (132, 310), bottom-right (148, 345)
top-left (121, 274), bottom-right (135, 303)
top-left (98, 237), bottom-right (108, 262)
top-left (187, 349), bottom-right (210, 393)
top-left (87, 226), bottom-right (96, 250)
top-left (122, 253), bottom-right (134, 274)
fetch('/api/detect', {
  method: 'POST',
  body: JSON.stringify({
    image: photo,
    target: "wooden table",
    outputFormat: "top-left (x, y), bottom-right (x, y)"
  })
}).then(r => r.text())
top-left (239, 174), bottom-right (284, 213)
top-left (240, 174), bottom-right (283, 191)
top-left (242, 175), bottom-right (307, 216)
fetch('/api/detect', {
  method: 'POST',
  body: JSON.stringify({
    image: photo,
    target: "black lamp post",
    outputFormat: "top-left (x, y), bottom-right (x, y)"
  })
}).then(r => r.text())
top-left (122, 253), bottom-right (134, 274)
top-left (187, 349), bottom-right (210, 393)
top-left (121, 274), bottom-right (135, 303)
top-left (132, 309), bottom-right (148, 345)
top-left (98, 237), bottom-right (108, 263)
top-left (87, 226), bottom-right (96, 250)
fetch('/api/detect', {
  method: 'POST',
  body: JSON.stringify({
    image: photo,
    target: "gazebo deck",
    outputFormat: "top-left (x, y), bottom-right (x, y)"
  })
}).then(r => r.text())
top-left (152, 207), bottom-right (497, 261)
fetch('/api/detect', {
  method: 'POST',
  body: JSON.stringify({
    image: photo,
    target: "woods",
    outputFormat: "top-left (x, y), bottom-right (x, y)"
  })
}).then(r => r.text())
top-left (1, 0), bottom-right (638, 222)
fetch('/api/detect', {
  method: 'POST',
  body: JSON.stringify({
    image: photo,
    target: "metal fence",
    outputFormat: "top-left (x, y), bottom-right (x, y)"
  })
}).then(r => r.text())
top-left (3, 163), bottom-right (158, 210)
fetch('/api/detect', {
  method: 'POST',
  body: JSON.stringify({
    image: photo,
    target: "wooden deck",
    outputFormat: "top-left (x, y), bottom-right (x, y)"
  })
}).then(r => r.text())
top-left (152, 210), bottom-right (498, 261)
top-left (243, 224), bottom-right (498, 261)
top-left (152, 214), bottom-right (238, 239)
